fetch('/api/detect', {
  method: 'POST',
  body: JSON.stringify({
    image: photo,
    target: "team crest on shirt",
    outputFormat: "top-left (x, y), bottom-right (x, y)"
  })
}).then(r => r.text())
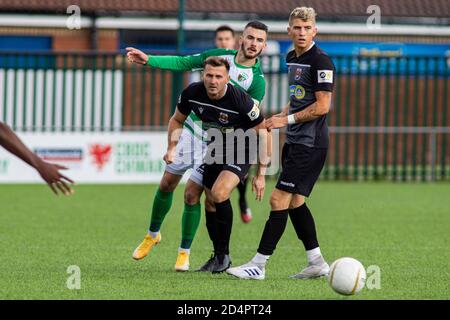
top-left (218, 112), bottom-right (229, 124)
top-left (295, 68), bottom-right (302, 81)
top-left (237, 72), bottom-right (248, 82)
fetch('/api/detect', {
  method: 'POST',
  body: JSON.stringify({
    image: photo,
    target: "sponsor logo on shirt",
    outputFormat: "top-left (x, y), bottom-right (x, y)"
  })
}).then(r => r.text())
top-left (247, 104), bottom-right (260, 121)
top-left (289, 85), bottom-right (306, 100)
top-left (317, 70), bottom-right (333, 83)
top-left (198, 107), bottom-right (204, 114)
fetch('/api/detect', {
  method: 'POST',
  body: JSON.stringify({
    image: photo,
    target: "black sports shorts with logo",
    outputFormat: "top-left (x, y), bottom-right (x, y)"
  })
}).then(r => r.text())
top-left (202, 162), bottom-right (251, 190)
top-left (276, 143), bottom-right (327, 197)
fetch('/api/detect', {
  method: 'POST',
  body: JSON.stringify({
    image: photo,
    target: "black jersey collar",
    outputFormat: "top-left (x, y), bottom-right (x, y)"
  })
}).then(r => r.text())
top-left (294, 41), bottom-right (316, 58)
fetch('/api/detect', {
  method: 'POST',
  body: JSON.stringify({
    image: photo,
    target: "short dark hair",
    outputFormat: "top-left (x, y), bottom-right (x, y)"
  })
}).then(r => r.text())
top-left (203, 56), bottom-right (230, 72)
top-left (244, 20), bottom-right (269, 33)
top-left (215, 25), bottom-right (235, 36)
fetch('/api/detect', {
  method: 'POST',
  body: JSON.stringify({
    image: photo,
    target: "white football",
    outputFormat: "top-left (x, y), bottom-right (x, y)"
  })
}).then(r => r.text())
top-left (327, 257), bottom-right (366, 295)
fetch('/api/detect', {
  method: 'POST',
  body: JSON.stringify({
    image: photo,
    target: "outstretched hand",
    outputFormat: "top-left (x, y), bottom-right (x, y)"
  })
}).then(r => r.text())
top-left (125, 47), bottom-right (149, 65)
top-left (36, 161), bottom-right (75, 196)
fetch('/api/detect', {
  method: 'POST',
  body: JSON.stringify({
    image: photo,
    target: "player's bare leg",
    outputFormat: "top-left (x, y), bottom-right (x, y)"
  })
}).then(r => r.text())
top-left (269, 187), bottom-right (293, 210)
top-left (159, 170), bottom-right (183, 193)
top-left (133, 171), bottom-right (182, 260)
top-left (205, 192), bottom-right (216, 212)
top-left (289, 194), bottom-right (305, 209)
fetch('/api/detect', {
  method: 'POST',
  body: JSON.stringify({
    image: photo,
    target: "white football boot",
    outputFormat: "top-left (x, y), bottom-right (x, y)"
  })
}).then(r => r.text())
top-left (290, 255), bottom-right (330, 279)
top-left (226, 262), bottom-right (265, 280)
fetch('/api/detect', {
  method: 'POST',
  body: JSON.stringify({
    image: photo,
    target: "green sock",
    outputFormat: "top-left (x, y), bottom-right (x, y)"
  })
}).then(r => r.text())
top-left (180, 203), bottom-right (201, 249)
top-left (149, 188), bottom-right (174, 232)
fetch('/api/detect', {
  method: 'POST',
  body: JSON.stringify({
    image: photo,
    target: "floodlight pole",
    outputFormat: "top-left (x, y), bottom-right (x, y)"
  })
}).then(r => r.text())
top-left (171, 0), bottom-right (186, 112)
top-left (177, 0), bottom-right (186, 54)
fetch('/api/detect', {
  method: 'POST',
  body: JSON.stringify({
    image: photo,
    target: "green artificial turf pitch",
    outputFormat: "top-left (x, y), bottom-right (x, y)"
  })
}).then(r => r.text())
top-left (0, 181), bottom-right (449, 299)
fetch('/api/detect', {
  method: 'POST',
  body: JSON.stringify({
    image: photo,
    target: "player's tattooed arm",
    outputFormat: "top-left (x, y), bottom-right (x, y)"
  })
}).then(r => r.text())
top-left (164, 109), bottom-right (188, 164)
top-left (292, 91), bottom-right (332, 123)
top-left (275, 102), bottom-right (290, 117)
top-left (266, 91), bottom-right (331, 129)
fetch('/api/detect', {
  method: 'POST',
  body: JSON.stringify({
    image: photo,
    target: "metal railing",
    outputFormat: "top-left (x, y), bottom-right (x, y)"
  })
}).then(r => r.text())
top-left (0, 51), bottom-right (448, 181)
top-left (324, 126), bottom-right (450, 182)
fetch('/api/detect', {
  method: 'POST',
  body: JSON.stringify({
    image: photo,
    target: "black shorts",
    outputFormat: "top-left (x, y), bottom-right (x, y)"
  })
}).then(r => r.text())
top-left (203, 163), bottom-right (251, 190)
top-left (276, 143), bottom-right (327, 197)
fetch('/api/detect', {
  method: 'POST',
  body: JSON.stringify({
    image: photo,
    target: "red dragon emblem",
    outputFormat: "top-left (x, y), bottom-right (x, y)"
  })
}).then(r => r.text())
top-left (89, 144), bottom-right (112, 171)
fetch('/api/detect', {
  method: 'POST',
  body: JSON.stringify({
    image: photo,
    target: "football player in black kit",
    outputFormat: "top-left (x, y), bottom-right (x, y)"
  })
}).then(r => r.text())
top-left (165, 56), bottom-right (269, 273)
top-left (227, 6), bottom-right (335, 280)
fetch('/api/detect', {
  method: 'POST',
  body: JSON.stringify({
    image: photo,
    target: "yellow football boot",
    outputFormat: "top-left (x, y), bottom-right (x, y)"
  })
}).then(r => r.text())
top-left (132, 233), bottom-right (161, 260)
top-left (174, 250), bottom-right (190, 271)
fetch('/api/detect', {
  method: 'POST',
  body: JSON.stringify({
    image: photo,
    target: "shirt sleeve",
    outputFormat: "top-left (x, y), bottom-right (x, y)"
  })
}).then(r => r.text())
top-left (176, 88), bottom-right (191, 116)
top-left (147, 54), bottom-right (204, 71)
top-left (239, 91), bottom-right (264, 128)
top-left (247, 74), bottom-right (266, 106)
top-left (147, 48), bottom-right (233, 71)
top-left (312, 54), bottom-right (335, 92)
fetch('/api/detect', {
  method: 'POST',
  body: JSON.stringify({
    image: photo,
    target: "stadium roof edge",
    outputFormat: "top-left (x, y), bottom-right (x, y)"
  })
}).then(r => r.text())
top-left (1, 14), bottom-right (450, 36)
